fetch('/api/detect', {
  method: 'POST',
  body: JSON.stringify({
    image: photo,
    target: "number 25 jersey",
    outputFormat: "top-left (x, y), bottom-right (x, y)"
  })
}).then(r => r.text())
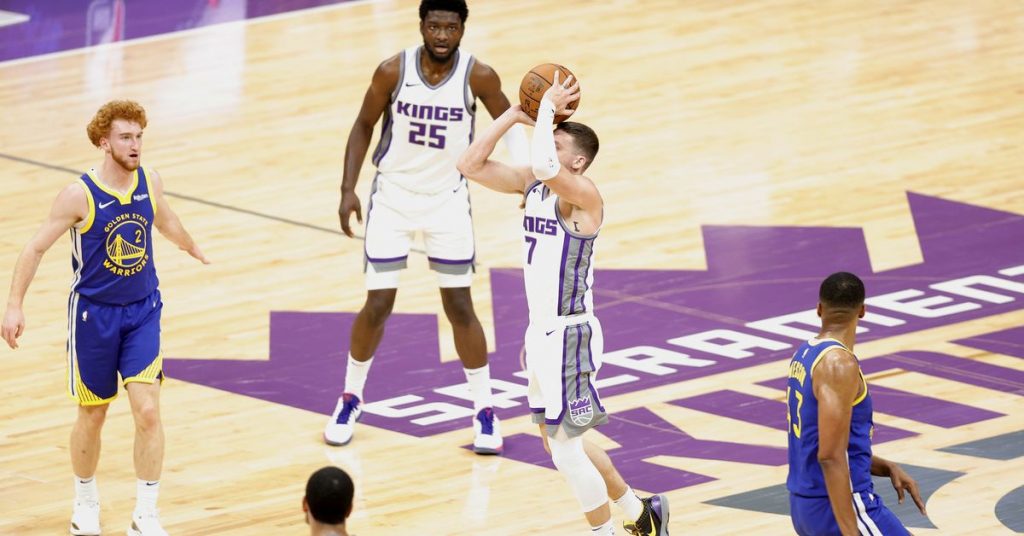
top-left (372, 45), bottom-right (476, 195)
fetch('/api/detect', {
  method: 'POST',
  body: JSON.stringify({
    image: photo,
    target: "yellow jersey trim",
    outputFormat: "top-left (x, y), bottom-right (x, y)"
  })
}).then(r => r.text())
top-left (142, 167), bottom-right (158, 217)
top-left (852, 372), bottom-right (869, 406)
top-left (124, 354), bottom-right (163, 384)
top-left (87, 168), bottom-right (138, 205)
top-left (807, 338), bottom-right (849, 375)
top-left (807, 338), bottom-right (867, 407)
top-left (74, 179), bottom-right (96, 234)
top-left (67, 357), bottom-right (118, 406)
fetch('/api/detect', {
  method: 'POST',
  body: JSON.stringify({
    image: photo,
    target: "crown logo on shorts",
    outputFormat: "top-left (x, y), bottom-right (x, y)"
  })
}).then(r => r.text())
top-left (569, 397), bottom-right (591, 412)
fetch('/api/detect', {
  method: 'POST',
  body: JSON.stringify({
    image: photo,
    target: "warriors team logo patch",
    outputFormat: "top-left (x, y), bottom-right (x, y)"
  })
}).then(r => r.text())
top-left (103, 213), bottom-right (150, 276)
top-left (569, 396), bottom-right (594, 427)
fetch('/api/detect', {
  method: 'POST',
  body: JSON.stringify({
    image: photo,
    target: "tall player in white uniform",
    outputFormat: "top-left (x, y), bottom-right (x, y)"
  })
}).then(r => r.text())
top-left (325, 0), bottom-right (529, 454)
top-left (457, 75), bottom-right (670, 535)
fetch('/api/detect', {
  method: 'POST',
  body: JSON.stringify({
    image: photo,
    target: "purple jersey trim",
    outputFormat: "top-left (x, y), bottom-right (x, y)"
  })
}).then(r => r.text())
top-left (463, 56), bottom-right (476, 115)
top-left (575, 324), bottom-right (583, 398)
top-left (366, 254), bottom-right (409, 263)
top-left (427, 255), bottom-right (475, 265)
top-left (556, 232), bottom-right (571, 316)
top-left (414, 47), bottom-right (461, 89)
top-left (569, 238), bottom-right (585, 314)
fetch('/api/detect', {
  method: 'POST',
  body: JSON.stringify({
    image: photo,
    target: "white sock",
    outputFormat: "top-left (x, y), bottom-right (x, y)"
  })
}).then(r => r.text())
top-left (463, 364), bottom-right (493, 412)
top-left (590, 519), bottom-right (615, 535)
top-left (135, 479), bottom-right (159, 514)
top-left (613, 486), bottom-right (643, 522)
top-left (344, 353), bottom-right (373, 400)
top-left (74, 475), bottom-right (98, 502)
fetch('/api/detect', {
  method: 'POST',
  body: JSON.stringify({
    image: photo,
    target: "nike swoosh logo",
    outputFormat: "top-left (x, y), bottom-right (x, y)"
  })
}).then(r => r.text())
top-left (405, 82), bottom-right (420, 87)
top-left (145, 481), bottom-right (158, 486)
top-left (98, 200), bottom-right (116, 209)
top-left (545, 330), bottom-right (556, 336)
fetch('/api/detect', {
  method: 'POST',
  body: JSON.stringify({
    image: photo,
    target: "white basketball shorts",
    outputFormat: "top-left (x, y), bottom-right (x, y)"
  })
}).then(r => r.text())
top-left (526, 315), bottom-right (609, 438)
top-left (363, 174), bottom-right (476, 290)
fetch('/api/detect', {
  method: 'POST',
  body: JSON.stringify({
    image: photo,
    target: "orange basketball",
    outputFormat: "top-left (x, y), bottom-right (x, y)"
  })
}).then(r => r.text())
top-left (519, 63), bottom-right (579, 123)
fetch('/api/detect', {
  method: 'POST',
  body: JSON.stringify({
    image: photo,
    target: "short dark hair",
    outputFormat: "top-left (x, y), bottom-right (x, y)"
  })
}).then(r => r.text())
top-left (819, 272), bottom-right (865, 309)
top-left (556, 121), bottom-right (599, 171)
top-left (419, 0), bottom-right (468, 23)
top-left (305, 466), bottom-right (354, 525)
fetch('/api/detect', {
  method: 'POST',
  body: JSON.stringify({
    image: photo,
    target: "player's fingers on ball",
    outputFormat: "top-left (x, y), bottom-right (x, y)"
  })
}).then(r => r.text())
top-left (562, 74), bottom-right (574, 87)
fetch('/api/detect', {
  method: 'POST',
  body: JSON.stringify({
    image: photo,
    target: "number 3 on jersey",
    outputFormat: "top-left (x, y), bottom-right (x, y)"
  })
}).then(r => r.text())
top-left (787, 386), bottom-right (804, 438)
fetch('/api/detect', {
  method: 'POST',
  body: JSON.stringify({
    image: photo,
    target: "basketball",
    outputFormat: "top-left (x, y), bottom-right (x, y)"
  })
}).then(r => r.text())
top-left (519, 63), bottom-right (580, 123)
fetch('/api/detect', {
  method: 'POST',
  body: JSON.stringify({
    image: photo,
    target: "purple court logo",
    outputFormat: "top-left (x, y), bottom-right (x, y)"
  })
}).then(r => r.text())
top-left (166, 192), bottom-right (1024, 496)
top-left (569, 396), bottom-right (594, 427)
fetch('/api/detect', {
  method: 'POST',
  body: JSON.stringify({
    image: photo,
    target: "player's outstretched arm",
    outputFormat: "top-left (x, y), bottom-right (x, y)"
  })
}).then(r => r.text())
top-left (149, 169), bottom-right (209, 264)
top-left (338, 56), bottom-right (399, 237)
top-left (871, 455), bottom-right (927, 516)
top-left (2, 183), bottom-right (88, 349)
top-left (531, 72), bottom-right (602, 215)
top-left (813, 349), bottom-right (863, 536)
top-left (456, 105), bottom-right (535, 195)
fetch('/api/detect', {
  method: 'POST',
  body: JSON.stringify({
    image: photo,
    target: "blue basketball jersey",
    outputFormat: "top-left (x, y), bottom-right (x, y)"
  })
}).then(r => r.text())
top-left (70, 167), bottom-right (159, 305)
top-left (786, 338), bottom-right (875, 497)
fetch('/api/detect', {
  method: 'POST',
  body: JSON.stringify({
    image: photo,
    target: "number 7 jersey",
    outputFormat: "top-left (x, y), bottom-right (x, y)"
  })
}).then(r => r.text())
top-left (522, 181), bottom-right (598, 322)
top-left (372, 45), bottom-right (476, 195)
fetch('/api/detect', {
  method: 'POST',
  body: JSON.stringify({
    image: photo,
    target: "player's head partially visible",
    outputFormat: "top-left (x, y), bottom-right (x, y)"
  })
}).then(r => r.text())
top-left (87, 99), bottom-right (147, 172)
top-left (418, 0), bottom-right (468, 62)
top-left (552, 121), bottom-right (599, 175)
top-left (817, 271), bottom-right (866, 323)
top-left (303, 466), bottom-right (355, 531)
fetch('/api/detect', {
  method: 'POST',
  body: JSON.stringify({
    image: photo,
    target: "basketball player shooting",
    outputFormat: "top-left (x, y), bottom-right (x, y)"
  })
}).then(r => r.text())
top-left (457, 71), bottom-right (670, 536)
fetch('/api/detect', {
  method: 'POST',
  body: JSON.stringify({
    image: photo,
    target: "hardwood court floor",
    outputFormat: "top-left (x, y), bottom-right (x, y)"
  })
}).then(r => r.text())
top-left (1, 1), bottom-right (1022, 534)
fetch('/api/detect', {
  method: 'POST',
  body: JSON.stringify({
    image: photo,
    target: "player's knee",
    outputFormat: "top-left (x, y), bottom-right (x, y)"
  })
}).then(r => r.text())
top-left (547, 434), bottom-right (584, 472)
top-left (547, 434), bottom-right (608, 512)
top-left (442, 293), bottom-right (477, 327)
top-left (78, 404), bottom-right (109, 428)
top-left (361, 293), bottom-right (395, 326)
top-left (131, 401), bottom-right (162, 432)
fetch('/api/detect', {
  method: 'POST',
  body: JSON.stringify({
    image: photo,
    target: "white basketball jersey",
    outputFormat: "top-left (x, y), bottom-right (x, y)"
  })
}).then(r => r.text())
top-left (522, 181), bottom-right (598, 321)
top-left (372, 46), bottom-right (476, 194)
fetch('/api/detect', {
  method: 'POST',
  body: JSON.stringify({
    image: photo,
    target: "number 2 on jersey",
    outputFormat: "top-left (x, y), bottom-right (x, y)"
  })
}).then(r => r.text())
top-left (787, 386), bottom-right (804, 439)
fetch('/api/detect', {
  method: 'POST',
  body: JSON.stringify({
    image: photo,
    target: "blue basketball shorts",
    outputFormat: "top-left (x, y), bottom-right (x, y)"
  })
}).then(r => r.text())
top-left (66, 290), bottom-right (163, 405)
top-left (790, 489), bottom-right (910, 536)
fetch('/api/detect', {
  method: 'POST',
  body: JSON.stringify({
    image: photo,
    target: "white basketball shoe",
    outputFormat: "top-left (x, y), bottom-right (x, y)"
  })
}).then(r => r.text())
top-left (324, 393), bottom-right (363, 446)
top-left (472, 407), bottom-right (503, 455)
top-left (70, 499), bottom-right (101, 535)
top-left (126, 509), bottom-right (168, 536)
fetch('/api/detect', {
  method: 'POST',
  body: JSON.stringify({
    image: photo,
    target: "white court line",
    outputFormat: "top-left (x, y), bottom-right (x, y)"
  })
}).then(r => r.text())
top-left (0, 0), bottom-right (380, 68)
top-left (0, 9), bottom-right (30, 29)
